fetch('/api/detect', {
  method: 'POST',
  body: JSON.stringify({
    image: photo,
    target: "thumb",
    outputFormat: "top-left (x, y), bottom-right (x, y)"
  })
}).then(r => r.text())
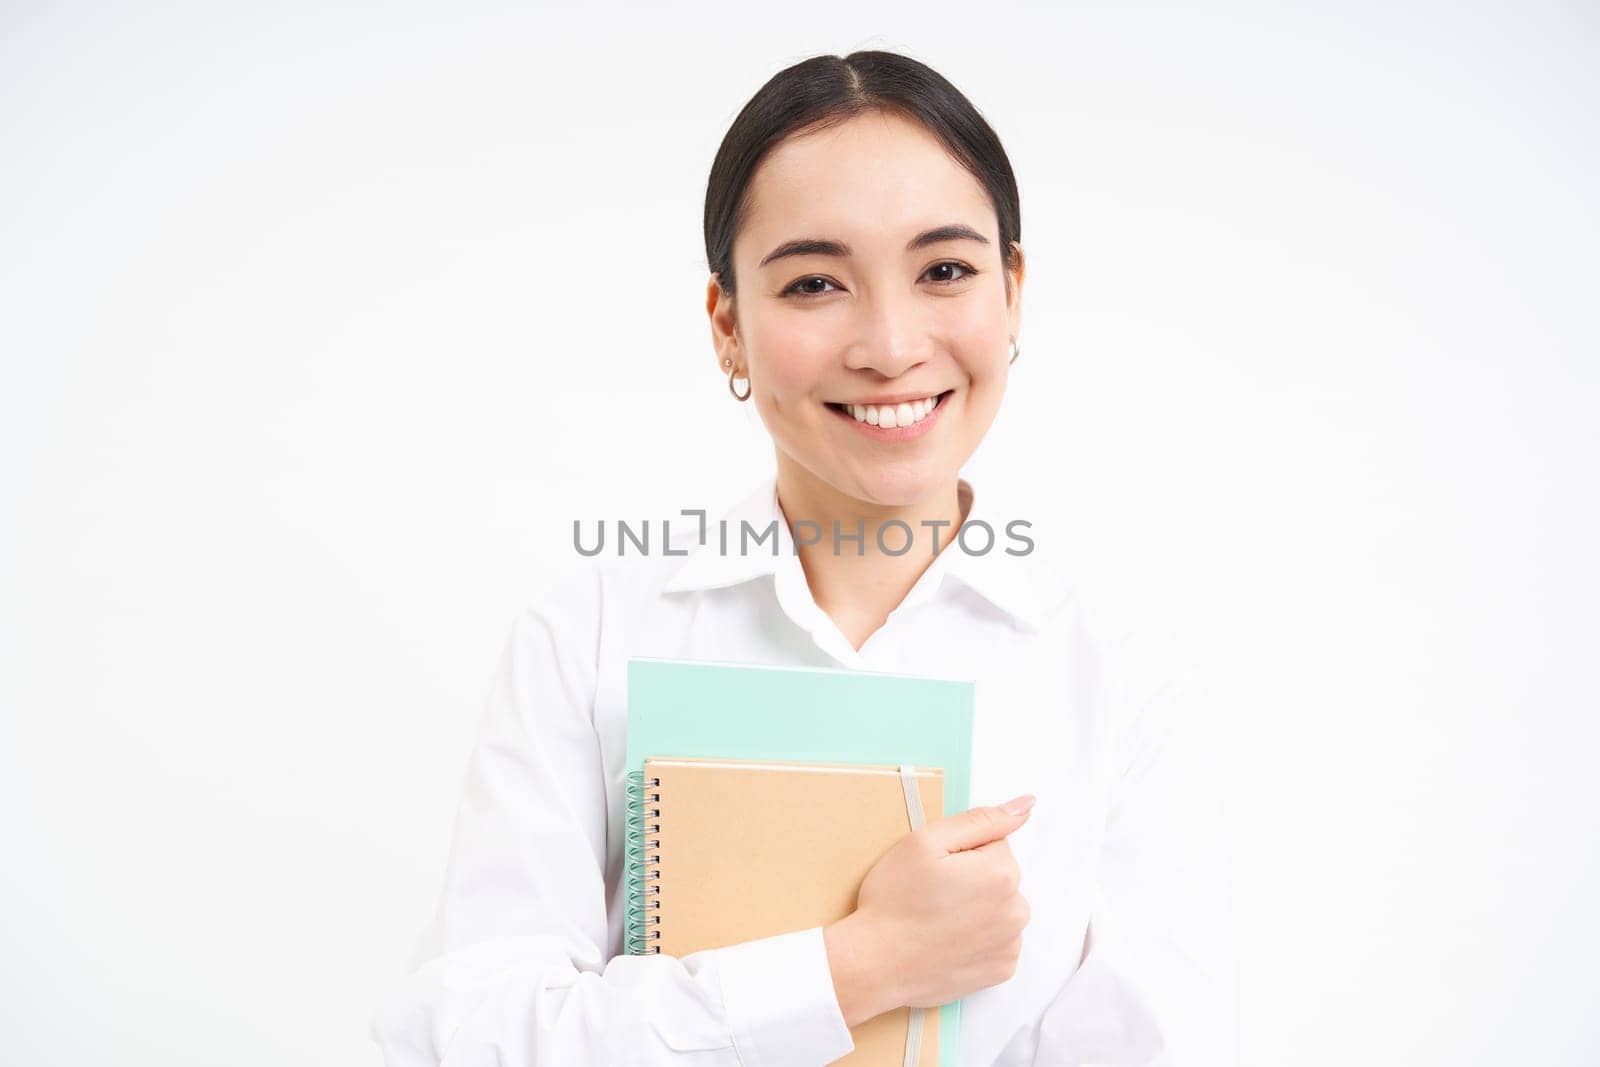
top-left (923, 795), bottom-right (1035, 854)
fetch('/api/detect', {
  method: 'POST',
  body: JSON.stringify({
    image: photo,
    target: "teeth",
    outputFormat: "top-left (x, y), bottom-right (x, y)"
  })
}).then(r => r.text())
top-left (844, 393), bottom-right (943, 427)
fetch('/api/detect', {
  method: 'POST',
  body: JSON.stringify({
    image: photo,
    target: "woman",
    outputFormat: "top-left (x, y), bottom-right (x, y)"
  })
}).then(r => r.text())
top-left (372, 51), bottom-right (1235, 1066)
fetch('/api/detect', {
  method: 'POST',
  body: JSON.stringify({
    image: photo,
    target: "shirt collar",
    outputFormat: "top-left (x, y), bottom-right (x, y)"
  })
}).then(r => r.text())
top-left (660, 471), bottom-right (1056, 633)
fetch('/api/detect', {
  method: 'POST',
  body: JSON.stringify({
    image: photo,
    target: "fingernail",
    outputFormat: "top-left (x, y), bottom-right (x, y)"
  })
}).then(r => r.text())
top-left (1001, 795), bottom-right (1036, 816)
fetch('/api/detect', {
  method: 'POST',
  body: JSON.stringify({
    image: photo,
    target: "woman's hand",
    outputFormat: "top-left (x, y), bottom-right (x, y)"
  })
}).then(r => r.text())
top-left (824, 795), bottom-right (1035, 1027)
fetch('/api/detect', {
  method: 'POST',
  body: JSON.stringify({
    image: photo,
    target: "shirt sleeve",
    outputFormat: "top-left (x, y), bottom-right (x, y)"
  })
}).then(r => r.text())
top-left (1034, 621), bottom-right (1240, 1065)
top-left (369, 566), bottom-right (856, 1067)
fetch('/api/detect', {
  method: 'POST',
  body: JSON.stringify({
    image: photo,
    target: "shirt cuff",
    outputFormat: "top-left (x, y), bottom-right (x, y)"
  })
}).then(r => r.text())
top-left (713, 925), bottom-right (856, 1067)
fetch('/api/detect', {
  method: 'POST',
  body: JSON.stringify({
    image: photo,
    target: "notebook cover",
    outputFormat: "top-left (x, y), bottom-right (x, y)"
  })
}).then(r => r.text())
top-left (647, 756), bottom-right (941, 1067)
top-left (625, 657), bottom-right (975, 1067)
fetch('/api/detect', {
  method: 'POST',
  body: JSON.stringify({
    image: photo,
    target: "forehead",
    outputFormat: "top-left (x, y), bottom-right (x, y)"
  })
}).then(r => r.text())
top-left (737, 111), bottom-right (995, 258)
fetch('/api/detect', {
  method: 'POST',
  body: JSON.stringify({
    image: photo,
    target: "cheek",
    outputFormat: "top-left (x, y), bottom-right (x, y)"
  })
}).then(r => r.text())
top-left (952, 299), bottom-right (1011, 355)
top-left (749, 322), bottom-right (834, 400)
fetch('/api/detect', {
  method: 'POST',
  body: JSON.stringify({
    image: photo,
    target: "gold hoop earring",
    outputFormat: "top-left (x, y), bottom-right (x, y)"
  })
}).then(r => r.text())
top-left (727, 361), bottom-right (751, 402)
top-left (1009, 337), bottom-right (1021, 366)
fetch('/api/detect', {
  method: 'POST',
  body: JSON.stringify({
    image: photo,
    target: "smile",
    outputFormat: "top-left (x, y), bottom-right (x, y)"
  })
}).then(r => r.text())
top-left (823, 390), bottom-right (953, 441)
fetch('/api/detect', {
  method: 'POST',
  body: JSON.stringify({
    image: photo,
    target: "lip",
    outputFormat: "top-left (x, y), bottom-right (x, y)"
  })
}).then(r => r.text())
top-left (824, 389), bottom-right (952, 443)
top-left (828, 390), bottom-right (947, 406)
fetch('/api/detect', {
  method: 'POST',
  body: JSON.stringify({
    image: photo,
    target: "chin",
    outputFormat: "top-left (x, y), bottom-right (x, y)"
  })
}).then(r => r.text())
top-left (849, 465), bottom-right (952, 507)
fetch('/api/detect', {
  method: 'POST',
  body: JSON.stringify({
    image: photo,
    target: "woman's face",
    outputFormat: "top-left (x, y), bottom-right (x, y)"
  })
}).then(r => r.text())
top-left (708, 109), bottom-right (1024, 509)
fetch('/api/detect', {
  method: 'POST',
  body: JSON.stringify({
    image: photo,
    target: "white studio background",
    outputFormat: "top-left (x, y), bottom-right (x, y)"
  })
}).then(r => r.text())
top-left (2, 3), bottom-right (1595, 1065)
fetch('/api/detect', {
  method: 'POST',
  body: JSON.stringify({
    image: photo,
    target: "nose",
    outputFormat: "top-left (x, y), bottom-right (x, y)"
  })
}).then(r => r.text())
top-left (842, 286), bottom-right (932, 378)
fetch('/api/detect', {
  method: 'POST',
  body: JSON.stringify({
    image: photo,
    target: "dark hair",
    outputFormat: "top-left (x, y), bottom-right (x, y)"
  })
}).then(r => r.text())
top-left (703, 50), bottom-right (1022, 307)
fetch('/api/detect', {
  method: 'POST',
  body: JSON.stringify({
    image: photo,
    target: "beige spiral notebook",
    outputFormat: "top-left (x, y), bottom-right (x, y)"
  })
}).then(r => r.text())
top-left (641, 755), bottom-right (943, 1067)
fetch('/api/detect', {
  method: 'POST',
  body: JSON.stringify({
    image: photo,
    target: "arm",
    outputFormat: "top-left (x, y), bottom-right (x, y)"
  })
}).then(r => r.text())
top-left (823, 911), bottom-right (909, 1029)
top-left (1034, 624), bottom-right (1239, 1066)
top-left (369, 570), bottom-right (857, 1066)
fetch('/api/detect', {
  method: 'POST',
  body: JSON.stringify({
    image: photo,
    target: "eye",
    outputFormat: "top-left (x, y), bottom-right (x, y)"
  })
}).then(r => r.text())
top-left (783, 275), bottom-right (840, 298)
top-left (781, 261), bottom-right (980, 300)
top-left (925, 261), bottom-right (979, 285)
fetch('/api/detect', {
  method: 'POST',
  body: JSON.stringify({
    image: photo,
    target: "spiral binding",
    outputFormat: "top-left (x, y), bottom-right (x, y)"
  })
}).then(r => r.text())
top-left (623, 770), bottom-right (662, 954)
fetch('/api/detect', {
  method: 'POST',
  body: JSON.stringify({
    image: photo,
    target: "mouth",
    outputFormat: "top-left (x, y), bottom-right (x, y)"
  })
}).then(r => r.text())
top-left (823, 389), bottom-right (954, 441)
top-left (824, 389), bottom-right (954, 429)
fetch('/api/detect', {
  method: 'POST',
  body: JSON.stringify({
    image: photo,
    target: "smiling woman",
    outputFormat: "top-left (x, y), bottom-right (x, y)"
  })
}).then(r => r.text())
top-left (705, 86), bottom-right (1025, 589)
top-left (695, 62), bottom-right (1034, 644)
top-left (372, 49), bottom-right (1235, 1067)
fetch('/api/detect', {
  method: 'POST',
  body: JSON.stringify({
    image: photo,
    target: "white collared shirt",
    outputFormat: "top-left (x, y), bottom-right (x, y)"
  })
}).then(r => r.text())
top-left (371, 473), bottom-right (1237, 1066)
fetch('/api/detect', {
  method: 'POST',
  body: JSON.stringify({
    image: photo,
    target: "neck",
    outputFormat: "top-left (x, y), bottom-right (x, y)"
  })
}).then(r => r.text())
top-left (773, 455), bottom-right (970, 650)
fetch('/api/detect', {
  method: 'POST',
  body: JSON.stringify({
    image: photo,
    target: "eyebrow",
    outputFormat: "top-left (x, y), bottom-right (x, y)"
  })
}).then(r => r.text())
top-left (757, 223), bottom-right (990, 269)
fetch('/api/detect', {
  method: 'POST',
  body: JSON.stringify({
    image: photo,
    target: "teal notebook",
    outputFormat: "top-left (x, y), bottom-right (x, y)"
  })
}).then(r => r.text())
top-left (624, 656), bottom-right (975, 1067)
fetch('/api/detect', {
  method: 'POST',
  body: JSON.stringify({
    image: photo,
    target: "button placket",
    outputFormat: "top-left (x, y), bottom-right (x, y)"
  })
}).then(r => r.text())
top-left (771, 552), bottom-right (860, 668)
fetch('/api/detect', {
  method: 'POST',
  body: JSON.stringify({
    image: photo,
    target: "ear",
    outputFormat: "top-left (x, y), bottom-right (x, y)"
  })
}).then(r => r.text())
top-left (706, 273), bottom-right (741, 374)
top-left (1005, 241), bottom-right (1026, 340)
